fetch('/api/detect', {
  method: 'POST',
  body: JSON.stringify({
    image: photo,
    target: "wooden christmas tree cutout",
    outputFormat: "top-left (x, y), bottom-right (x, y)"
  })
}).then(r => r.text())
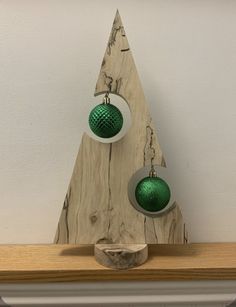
top-left (55, 10), bottom-right (187, 268)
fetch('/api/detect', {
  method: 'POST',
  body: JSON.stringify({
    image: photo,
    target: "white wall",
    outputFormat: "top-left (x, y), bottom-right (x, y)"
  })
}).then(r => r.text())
top-left (0, 0), bottom-right (236, 244)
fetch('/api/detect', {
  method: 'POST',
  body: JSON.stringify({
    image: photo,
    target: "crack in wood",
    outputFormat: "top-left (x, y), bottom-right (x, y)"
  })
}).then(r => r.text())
top-left (144, 125), bottom-right (156, 167)
top-left (102, 73), bottom-right (122, 94)
top-left (102, 58), bottom-right (106, 67)
top-left (144, 216), bottom-right (147, 241)
top-left (184, 223), bottom-right (188, 244)
top-left (103, 72), bottom-right (113, 92)
top-left (63, 187), bottom-right (71, 243)
top-left (121, 48), bottom-right (130, 52)
top-left (96, 237), bottom-right (113, 244)
top-left (108, 25), bottom-right (124, 55)
top-left (115, 78), bottom-right (122, 93)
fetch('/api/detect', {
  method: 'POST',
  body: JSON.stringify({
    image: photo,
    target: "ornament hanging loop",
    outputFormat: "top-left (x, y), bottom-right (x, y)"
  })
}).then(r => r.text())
top-left (103, 92), bottom-right (111, 104)
top-left (149, 165), bottom-right (157, 178)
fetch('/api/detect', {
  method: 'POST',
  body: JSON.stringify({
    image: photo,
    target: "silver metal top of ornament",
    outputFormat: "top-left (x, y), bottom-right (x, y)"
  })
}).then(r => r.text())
top-left (149, 166), bottom-right (157, 178)
top-left (103, 92), bottom-right (111, 104)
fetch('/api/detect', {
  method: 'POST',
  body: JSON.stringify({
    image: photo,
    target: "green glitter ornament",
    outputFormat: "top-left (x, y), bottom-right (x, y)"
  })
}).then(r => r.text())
top-left (89, 94), bottom-right (123, 138)
top-left (135, 170), bottom-right (171, 212)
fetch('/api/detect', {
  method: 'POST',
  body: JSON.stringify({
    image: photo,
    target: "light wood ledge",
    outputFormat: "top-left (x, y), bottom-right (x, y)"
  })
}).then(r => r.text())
top-left (0, 243), bottom-right (236, 283)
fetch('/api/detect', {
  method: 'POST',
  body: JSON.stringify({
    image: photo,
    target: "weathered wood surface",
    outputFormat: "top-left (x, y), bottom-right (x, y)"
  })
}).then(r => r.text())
top-left (94, 244), bottom-right (148, 269)
top-left (54, 10), bottom-right (186, 244)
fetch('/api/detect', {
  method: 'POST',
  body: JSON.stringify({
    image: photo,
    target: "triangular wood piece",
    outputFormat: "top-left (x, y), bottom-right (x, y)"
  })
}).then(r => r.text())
top-left (54, 10), bottom-right (187, 244)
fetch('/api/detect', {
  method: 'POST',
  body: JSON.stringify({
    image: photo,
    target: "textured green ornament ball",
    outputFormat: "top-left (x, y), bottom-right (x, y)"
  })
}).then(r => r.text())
top-left (89, 103), bottom-right (123, 138)
top-left (135, 176), bottom-right (171, 212)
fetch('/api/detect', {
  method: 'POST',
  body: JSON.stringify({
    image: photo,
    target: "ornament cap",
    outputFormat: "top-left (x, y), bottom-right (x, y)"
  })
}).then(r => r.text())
top-left (149, 167), bottom-right (157, 178)
top-left (103, 92), bottom-right (110, 104)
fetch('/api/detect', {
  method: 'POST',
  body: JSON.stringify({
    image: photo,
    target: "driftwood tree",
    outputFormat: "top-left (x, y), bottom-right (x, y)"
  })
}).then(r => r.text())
top-left (55, 10), bottom-right (187, 269)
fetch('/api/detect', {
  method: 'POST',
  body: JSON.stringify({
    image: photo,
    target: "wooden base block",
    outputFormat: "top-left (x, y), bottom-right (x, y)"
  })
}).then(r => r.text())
top-left (94, 244), bottom-right (148, 269)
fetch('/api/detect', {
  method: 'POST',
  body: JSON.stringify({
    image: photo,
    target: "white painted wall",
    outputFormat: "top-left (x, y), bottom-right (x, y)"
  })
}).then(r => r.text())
top-left (0, 0), bottom-right (236, 243)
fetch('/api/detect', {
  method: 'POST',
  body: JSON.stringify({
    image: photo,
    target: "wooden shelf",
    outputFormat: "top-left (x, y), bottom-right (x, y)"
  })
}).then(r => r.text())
top-left (0, 243), bottom-right (236, 283)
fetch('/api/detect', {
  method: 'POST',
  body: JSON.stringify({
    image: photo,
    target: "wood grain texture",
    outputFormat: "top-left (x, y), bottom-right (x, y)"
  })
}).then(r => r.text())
top-left (94, 244), bottom-right (148, 269)
top-left (54, 10), bottom-right (186, 244)
top-left (0, 244), bottom-right (236, 282)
